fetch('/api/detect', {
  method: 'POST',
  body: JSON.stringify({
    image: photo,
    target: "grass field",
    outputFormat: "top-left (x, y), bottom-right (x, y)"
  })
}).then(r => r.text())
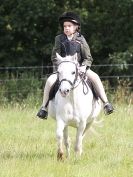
top-left (0, 103), bottom-right (132, 177)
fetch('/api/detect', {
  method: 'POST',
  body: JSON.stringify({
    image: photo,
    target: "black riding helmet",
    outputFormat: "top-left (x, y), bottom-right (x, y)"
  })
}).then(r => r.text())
top-left (59, 12), bottom-right (81, 27)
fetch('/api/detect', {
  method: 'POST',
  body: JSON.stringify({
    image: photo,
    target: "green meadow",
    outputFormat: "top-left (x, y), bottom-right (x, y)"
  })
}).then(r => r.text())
top-left (0, 104), bottom-right (132, 177)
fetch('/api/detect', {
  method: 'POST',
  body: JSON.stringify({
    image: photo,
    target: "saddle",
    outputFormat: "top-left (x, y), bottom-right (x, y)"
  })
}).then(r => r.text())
top-left (45, 75), bottom-right (98, 108)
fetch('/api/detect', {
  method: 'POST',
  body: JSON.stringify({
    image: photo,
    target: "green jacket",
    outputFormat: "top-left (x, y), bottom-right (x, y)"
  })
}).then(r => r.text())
top-left (51, 32), bottom-right (93, 68)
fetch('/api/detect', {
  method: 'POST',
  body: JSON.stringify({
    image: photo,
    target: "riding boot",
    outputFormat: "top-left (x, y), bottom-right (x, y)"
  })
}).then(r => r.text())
top-left (37, 106), bottom-right (48, 119)
top-left (104, 102), bottom-right (114, 115)
top-left (37, 81), bottom-right (49, 119)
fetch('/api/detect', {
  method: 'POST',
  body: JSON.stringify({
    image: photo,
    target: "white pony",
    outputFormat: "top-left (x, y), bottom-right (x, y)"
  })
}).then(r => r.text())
top-left (48, 53), bottom-right (101, 160)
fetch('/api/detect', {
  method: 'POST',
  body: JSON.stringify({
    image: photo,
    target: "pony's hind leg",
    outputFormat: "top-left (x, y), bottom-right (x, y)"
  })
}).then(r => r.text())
top-left (82, 121), bottom-right (93, 137)
top-left (63, 126), bottom-right (71, 158)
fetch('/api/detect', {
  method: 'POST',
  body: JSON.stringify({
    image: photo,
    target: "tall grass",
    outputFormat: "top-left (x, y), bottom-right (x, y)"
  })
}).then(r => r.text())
top-left (0, 102), bottom-right (132, 177)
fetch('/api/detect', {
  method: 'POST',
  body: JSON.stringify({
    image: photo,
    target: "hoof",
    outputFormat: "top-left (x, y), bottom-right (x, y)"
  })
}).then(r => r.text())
top-left (57, 151), bottom-right (64, 161)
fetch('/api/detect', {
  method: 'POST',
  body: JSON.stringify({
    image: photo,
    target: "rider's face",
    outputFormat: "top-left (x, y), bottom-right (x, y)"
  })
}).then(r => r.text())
top-left (63, 21), bottom-right (77, 36)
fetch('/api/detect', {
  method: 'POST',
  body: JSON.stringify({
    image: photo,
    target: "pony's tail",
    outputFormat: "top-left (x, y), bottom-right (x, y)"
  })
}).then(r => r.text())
top-left (83, 119), bottom-right (104, 137)
top-left (89, 119), bottom-right (104, 136)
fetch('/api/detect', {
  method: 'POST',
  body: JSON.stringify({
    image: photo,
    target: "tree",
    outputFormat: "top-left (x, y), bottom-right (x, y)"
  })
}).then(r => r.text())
top-left (0, 0), bottom-right (59, 66)
top-left (0, 0), bottom-right (132, 74)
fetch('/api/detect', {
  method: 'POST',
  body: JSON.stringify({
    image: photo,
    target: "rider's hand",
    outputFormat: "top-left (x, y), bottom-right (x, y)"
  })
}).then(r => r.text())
top-left (78, 65), bottom-right (86, 73)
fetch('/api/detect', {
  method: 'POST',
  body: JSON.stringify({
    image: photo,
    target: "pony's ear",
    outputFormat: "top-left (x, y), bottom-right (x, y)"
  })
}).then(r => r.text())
top-left (56, 53), bottom-right (63, 65)
top-left (56, 53), bottom-right (63, 64)
top-left (56, 53), bottom-right (62, 60)
top-left (72, 53), bottom-right (78, 63)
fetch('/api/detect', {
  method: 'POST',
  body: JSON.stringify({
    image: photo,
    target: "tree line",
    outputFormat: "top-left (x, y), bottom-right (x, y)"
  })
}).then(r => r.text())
top-left (0, 0), bottom-right (133, 81)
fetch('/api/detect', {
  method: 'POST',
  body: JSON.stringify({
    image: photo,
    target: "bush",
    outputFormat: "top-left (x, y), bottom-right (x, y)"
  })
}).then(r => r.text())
top-left (0, 72), bottom-right (47, 105)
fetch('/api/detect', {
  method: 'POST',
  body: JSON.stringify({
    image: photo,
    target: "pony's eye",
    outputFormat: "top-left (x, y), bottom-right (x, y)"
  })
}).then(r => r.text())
top-left (72, 71), bottom-right (75, 75)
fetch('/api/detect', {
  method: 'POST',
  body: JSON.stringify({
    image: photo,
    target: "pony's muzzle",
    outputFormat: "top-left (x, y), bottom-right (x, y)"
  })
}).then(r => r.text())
top-left (59, 88), bottom-right (70, 97)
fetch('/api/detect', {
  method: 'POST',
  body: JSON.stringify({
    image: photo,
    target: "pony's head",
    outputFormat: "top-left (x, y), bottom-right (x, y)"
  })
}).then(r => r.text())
top-left (56, 53), bottom-right (79, 97)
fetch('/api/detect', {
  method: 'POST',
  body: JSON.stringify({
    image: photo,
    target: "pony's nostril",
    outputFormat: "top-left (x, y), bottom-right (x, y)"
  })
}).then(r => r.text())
top-left (66, 89), bottom-right (69, 93)
top-left (64, 89), bottom-right (69, 95)
top-left (59, 88), bottom-right (70, 97)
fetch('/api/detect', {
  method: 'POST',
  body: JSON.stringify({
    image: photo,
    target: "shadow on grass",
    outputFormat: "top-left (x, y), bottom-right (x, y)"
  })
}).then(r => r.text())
top-left (1, 151), bottom-right (55, 160)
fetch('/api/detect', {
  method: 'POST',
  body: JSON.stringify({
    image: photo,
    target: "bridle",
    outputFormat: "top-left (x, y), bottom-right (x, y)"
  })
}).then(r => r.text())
top-left (57, 61), bottom-right (79, 89)
top-left (57, 60), bottom-right (89, 95)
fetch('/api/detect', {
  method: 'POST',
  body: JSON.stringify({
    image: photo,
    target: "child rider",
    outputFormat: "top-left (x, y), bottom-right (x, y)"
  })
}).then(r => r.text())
top-left (37, 12), bottom-right (114, 119)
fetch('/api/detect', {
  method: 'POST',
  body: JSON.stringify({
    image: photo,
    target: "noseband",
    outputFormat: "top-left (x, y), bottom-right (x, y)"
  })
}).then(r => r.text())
top-left (57, 61), bottom-right (78, 89)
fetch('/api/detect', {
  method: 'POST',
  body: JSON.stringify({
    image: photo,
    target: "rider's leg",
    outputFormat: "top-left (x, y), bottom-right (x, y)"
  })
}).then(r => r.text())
top-left (37, 73), bottom-right (57, 119)
top-left (86, 69), bottom-right (114, 115)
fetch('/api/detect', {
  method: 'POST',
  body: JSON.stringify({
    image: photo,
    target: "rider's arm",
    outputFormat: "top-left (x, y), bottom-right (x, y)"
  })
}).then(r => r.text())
top-left (80, 35), bottom-right (93, 69)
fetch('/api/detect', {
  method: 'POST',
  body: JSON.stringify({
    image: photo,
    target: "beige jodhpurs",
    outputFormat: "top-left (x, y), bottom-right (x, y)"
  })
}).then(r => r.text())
top-left (42, 73), bottom-right (57, 111)
top-left (41, 69), bottom-right (108, 110)
top-left (86, 69), bottom-right (108, 103)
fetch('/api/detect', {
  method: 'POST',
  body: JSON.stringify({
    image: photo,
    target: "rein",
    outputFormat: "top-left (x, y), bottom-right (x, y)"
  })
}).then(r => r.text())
top-left (79, 72), bottom-right (89, 95)
top-left (59, 78), bottom-right (74, 87)
top-left (57, 61), bottom-right (78, 89)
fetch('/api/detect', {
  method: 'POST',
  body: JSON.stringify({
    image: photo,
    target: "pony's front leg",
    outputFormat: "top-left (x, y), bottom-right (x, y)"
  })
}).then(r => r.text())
top-left (75, 122), bottom-right (86, 156)
top-left (63, 126), bottom-right (70, 158)
top-left (56, 119), bottom-right (65, 160)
